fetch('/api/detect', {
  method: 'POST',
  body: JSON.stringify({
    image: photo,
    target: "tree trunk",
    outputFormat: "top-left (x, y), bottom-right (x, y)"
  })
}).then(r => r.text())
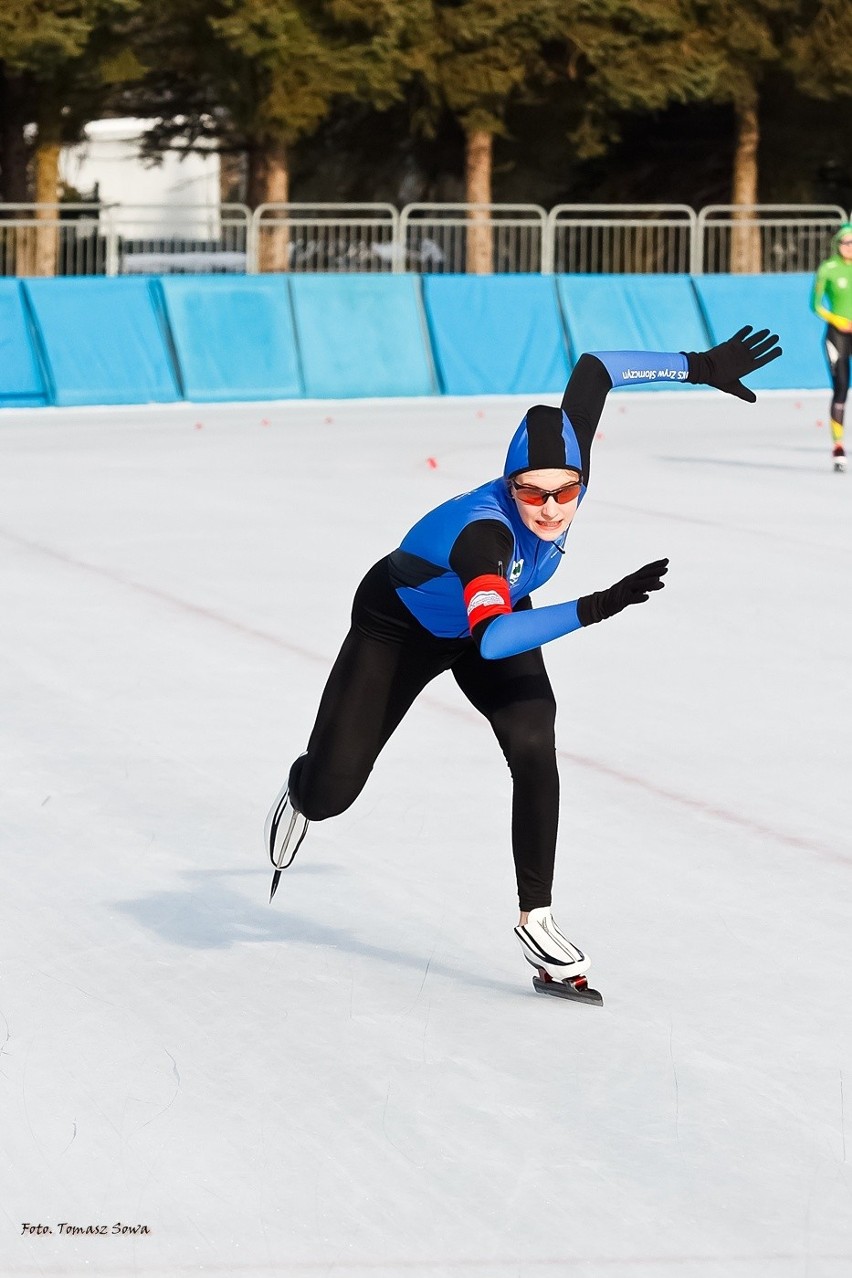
top-left (249, 139), bottom-right (290, 273)
top-left (465, 128), bottom-right (493, 276)
top-left (34, 138), bottom-right (61, 277)
top-left (730, 96), bottom-right (761, 274)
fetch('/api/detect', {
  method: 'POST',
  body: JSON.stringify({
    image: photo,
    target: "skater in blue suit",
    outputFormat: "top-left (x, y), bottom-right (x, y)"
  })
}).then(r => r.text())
top-left (265, 326), bottom-right (781, 999)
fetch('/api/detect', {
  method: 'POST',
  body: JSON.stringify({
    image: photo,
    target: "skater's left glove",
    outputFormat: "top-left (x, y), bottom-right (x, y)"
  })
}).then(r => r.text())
top-left (683, 326), bottom-right (782, 402)
top-left (578, 559), bottom-right (669, 626)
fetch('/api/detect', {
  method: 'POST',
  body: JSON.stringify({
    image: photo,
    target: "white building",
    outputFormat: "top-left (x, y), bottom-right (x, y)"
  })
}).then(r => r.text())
top-left (60, 118), bottom-right (222, 240)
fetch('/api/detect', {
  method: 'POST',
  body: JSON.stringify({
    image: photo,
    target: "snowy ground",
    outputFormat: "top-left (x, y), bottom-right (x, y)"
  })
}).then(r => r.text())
top-left (1, 387), bottom-right (850, 1278)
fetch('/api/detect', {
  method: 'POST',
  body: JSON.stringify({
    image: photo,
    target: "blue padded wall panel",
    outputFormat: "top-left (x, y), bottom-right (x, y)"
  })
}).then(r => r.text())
top-left (23, 278), bottom-right (180, 406)
top-left (0, 280), bottom-right (48, 406)
top-left (423, 275), bottom-right (570, 395)
top-left (692, 273), bottom-right (825, 390)
top-left (290, 275), bottom-right (434, 398)
top-left (157, 276), bottom-right (302, 401)
top-left (557, 274), bottom-right (710, 391)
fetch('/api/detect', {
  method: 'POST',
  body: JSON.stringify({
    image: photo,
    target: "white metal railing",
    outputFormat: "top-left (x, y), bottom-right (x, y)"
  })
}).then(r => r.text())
top-left (695, 205), bottom-right (848, 274)
top-left (0, 202), bottom-right (251, 277)
top-left (548, 204), bottom-right (697, 274)
top-left (1, 201), bottom-right (850, 276)
top-left (252, 203), bottom-right (398, 273)
top-left (110, 203), bottom-right (250, 275)
top-left (0, 204), bottom-right (103, 276)
top-left (399, 203), bottom-right (548, 274)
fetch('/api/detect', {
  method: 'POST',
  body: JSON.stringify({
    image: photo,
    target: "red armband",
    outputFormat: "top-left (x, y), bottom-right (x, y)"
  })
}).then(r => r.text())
top-left (463, 574), bottom-right (511, 633)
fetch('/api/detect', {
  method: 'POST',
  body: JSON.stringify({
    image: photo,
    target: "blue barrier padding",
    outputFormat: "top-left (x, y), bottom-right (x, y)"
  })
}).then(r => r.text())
top-left (557, 274), bottom-right (710, 391)
top-left (289, 275), bottom-right (434, 398)
top-left (0, 281), bottom-right (48, 406)
top-left (23, 278), bottom-right (180, 406)
top-left (692, 273), bottom-right (826, 390)
top-left (422, 275), bottom-right (570, 395)
top-left (157, 276), bottom-right (303, 401)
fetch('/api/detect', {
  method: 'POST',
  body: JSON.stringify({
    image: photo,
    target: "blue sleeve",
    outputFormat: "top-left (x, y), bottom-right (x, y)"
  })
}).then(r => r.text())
top-left (479, 599), bottom-right (583, 660)
top-left (590, 350), bottom-right (689, 388)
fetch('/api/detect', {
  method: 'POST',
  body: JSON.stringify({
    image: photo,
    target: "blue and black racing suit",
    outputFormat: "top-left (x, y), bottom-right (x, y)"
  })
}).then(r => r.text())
top-left (287, 349), bottom-right (691, 911)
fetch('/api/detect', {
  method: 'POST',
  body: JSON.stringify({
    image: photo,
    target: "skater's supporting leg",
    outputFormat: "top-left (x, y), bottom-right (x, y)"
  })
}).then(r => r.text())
top-left (449, 611), bottom-right (595, 987)
top-left (825, 327), bottom-right (851, 468)
top-left (451, 614), bottom-right (559, 915)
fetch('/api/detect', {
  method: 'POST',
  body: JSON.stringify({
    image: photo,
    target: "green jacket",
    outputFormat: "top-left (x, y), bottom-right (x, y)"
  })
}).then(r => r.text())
top-left (811, 225), bottom-right (852, 329)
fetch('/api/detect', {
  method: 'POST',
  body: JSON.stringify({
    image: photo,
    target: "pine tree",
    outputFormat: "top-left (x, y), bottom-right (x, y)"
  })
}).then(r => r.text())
top-left (420, 0), bottom-right (565, 272)
top-left (562, 0), bottom-right (852, 271)
top-left (0, 0), bottom-right (142, 272)
top-left (222, 0), bottom-right (421, 200)
top-left (122, 0), bottom-right (423, 268)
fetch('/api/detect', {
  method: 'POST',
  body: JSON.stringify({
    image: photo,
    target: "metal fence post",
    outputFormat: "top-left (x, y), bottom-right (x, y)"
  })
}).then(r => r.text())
top-left (246, 209), bottom-right (258, 273)
top-left (541, 210), bottom-right (555, 275)
top-left (102, 207), bottom-right (119, 276)
top-left (692, 208), bottom-right (706, 275)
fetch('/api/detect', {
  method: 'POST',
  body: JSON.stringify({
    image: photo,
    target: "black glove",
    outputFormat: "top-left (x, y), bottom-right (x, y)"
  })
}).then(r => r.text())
top-left (578, 559), bottom-right (669, 626)
top-left (683, 325), bottom-right (782, 403)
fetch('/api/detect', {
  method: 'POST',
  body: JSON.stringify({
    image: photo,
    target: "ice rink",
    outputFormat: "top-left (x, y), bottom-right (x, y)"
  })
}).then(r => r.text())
top-left (1, 386), bottom-right (851, 1278)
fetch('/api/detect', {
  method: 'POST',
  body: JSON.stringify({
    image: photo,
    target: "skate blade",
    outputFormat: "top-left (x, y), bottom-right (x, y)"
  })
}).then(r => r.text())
top-left (532, 972), bottom-right (603, 1006)
top-left (267, 818), bottom-right (309, 902)
top-left (265, 784), bottom-right (309, 903)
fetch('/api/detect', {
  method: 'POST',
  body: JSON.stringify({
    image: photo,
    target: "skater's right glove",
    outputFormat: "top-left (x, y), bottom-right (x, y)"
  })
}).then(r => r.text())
top-left (578, 559), bottom-right (669, 626)
top-left (683, 326), bottom-right (782, 403)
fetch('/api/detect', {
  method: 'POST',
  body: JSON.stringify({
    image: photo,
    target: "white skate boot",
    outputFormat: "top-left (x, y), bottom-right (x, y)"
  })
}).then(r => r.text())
top-left (265, 781), bottom-right (309, 902)
top-left (515, 906), bottom-right (602, 1005)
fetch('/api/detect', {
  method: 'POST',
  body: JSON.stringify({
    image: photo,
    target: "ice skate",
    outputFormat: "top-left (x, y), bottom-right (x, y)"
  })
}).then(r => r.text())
top-left (515, 906), bottom-right (602, 1005)
top-left (265, 781), bottom-right (309, 902)
top-left (833, 444), bottom-right (846, 473)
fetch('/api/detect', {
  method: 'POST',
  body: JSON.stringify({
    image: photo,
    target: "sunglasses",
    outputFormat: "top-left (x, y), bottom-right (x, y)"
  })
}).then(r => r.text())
top-left (510, 478), bottom-right (582, 506)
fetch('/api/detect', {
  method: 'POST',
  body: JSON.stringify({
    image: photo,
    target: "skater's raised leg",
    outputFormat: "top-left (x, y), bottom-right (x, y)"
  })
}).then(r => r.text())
top-left (265, 560), bottom-right (460, 896)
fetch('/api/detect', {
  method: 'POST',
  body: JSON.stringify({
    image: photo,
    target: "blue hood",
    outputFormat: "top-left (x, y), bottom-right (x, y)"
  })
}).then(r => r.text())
top-left (503, 404), bottom-right (583, 479)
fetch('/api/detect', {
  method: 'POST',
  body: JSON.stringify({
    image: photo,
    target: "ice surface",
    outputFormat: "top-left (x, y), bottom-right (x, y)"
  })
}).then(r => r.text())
top-left (1, 389), bottom-right (851, 1278)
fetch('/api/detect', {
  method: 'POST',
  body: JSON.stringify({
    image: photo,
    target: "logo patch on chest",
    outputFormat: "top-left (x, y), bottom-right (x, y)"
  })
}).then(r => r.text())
top-left (509, 559), bottom-right (524, 585)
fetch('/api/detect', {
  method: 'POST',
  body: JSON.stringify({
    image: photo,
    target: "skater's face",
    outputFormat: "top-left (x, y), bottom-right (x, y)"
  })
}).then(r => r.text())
top-left (839, 236), bottom-right (852, 261)
top-left (510, 468), bottom-right (581, 540)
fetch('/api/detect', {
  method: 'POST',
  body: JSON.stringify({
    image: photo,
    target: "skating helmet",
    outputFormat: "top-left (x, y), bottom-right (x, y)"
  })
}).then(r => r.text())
top-left (503, 404), bottom-right (583, 480)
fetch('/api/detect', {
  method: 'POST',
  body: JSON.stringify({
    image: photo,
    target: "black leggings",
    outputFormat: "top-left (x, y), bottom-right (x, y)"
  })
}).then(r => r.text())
top-left (288, 558), bottom-right (560, 911)
top-left (825, 326), bottom-right (851, 425)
